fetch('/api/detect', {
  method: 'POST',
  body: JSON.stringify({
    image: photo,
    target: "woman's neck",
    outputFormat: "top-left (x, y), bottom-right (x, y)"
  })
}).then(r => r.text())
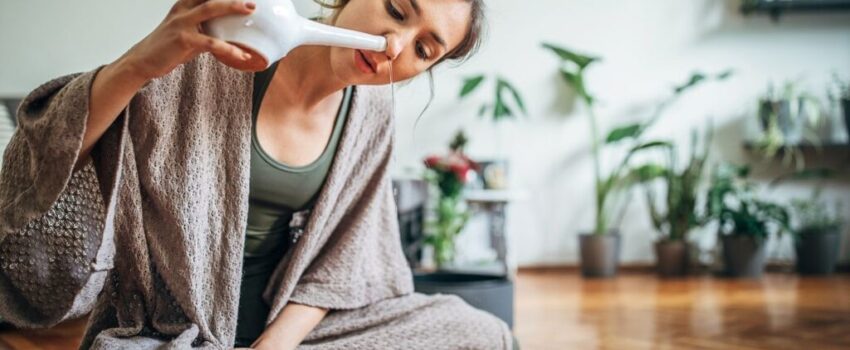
top-left (269, 45), bottom-right (347, 113)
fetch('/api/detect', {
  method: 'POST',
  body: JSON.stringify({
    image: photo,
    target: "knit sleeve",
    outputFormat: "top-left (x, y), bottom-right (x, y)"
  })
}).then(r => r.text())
top-left (0, 66), bottom-right (129, 328)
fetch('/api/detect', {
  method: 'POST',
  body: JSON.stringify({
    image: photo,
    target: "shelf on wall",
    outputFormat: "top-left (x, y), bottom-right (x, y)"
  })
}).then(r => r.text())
top-left (742, 141), bottom-right (850, 167)
top-left (743, 141), bottom-right (850, 152)
top-left (741, 0), bottom-right (850, 20)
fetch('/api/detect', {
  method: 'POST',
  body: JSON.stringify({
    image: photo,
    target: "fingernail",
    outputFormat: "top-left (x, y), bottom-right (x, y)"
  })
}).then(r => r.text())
top-left (243, 52), bottom-right (252, 60)
top-left (246, 2), bottom-right (255, 10)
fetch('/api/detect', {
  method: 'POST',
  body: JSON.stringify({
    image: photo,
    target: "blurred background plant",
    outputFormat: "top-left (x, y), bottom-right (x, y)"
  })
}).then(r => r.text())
top-left (423, 130), bottom-right (479, 268)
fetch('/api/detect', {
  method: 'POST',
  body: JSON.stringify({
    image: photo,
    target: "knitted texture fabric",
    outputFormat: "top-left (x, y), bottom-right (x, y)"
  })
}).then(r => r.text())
top-left (0, 53), bottom-right (512, 349)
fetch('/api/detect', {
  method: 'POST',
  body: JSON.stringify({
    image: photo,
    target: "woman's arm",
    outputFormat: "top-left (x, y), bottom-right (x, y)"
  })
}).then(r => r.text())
top-left (249, 302), bottom-right (329, 350)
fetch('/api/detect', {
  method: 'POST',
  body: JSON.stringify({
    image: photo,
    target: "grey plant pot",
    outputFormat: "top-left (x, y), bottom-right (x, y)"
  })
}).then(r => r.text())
top-left (579, 232), bottom-right (620, 278)
top-left (721, 235), bottom-right (767, 278)
top-left (796, 230), bottom-right (841, 276)
top-left (759, 99), bottom-right (793, 134)
top-left (842, 98), bottom-right (850, 144)
top-left (413, 272), bottom-right (515, 329)
top-left (655, 240), bottom-right (689, 278)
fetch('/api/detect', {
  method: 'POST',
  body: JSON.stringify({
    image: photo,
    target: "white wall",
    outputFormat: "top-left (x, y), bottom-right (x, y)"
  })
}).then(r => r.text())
top-left (385, 0), bottom-right (850, 267)
top-left (2, 1), bottom-right (849, 267)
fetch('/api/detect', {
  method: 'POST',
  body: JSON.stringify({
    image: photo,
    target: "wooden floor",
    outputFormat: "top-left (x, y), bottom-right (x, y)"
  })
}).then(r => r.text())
top-left (2, 271), bottom-right (849, 349)
top-left (514, 270), bottom-right (850, 350)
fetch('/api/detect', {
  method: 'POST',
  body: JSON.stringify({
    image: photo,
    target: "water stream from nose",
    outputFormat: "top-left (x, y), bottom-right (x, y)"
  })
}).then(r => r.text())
top-left (388, 61), bottom-right (398, 164)
top-left (388, 61), bottom-right (395, 119)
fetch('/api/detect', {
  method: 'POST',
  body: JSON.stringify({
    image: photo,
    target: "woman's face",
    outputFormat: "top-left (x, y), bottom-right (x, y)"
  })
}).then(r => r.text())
top-left (329, 0), bottom-right (472, 85)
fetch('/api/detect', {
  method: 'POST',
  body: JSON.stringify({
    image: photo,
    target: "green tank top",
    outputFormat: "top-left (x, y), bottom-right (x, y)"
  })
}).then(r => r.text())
top-left (235, 61), bottom-right (353, 345)
top-left (244, 60), bottom-right (353, 259)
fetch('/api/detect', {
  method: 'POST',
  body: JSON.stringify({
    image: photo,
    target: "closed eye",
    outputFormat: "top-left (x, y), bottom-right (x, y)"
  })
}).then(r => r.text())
top-left (386, 0), bottom-right (404, 21)
top-left (416, 42), bottom-right (430, 60)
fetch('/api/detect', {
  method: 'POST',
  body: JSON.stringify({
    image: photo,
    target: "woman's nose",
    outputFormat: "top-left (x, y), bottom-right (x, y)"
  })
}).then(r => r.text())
top-left (383, 33), bottom-right (404, 61)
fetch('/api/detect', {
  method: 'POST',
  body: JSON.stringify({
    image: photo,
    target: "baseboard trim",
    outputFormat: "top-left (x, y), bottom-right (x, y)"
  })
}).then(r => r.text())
top-left (518, 262), bottom-right (850, 274)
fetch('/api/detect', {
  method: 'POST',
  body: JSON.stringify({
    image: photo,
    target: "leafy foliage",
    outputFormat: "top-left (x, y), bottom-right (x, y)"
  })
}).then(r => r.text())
top-left (543, 41), bottom-right (732, 235)
top-left (632, 128), bottom-right (713, 241)
top-left (706, 164), bottom-right (791, 239)
top-left (459, 74), bottom-right (527, 122)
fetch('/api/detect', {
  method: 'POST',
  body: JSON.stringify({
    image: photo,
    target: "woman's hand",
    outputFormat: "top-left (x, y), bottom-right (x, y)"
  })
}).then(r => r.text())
top-left (74, 0), bottom-right (255, 169)
top-left (121, 0), bottom-right (256, 82)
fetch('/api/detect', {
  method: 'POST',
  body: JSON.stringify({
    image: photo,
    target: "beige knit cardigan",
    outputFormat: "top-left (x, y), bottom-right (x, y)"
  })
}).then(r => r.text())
top-left (0, 53), bottom-right (511, 349)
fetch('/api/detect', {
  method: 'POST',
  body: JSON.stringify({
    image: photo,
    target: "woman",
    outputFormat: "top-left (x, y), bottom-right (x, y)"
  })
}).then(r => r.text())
top-left (0, 0), bottom-right (516, 349)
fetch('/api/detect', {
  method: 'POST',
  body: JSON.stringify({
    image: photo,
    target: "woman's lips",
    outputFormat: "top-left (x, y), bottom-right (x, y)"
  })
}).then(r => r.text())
top-left (355, 50), bottom-right (376, 74)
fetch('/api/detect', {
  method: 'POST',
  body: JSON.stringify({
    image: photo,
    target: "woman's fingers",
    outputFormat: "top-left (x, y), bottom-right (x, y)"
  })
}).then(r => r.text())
top-left (187, 33), bottom-right (251, 61)
top-left (181, 0), bottom-right (255, 25)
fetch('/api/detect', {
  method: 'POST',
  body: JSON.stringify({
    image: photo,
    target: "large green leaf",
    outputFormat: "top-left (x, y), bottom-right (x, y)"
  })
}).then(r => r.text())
top-left (674, 73), bottom-right (706, 94)
top-left (459, 75), bottom-right (485, 98)
top-left (605, 123), bottom-right (643, 144)
top-left (541, 43), bottom-right (599, 69)
top-left (559, 68), bottom-right (594, 104)
top-left (498, 78), bottom-right (527, 115)
top-left (673, 70), bottom-right (735, 94)
top-left (630, 140), bottom-right (673, 153)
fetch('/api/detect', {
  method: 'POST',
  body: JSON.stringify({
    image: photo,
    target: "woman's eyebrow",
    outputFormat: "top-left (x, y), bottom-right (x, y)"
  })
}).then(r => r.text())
top-left (408, 0), bottom-right (448, 50)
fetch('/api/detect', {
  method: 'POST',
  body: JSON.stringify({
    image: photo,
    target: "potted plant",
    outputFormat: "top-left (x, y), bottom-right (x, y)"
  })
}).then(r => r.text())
top-left (832, 74), bottom-right (850, 143)
top-left (772, 168), bottom-right (843, 275)
top-left (457, 74), bottom-right (527, 189)
top-left (632, 128), bottom-right (712, 277)
top-left (754, 80), bottom-right (823, 170)
top-left (543, 42), bottom-right (731, 277)
top-left (706, 164), bottom-right (791, 278)
top-left (791, 193), bottom-right (843, 275)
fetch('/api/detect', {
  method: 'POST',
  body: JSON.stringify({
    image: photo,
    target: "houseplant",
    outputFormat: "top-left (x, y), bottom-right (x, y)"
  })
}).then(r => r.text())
top-left (542, 42), bottom-right (731, 277)
top-left (791, 192), bottom-right (843, 275)
top-left (754, 80), bottom-right (823, 169)
top-left (457, 74), bottom-right (527, 189)
top-left (632, 128), bottom-right (712, 277)
top-left (832, 74), bottom-right (850, 143)
top-left (706, 164), bottom-right (791, 278)
top-left (772, 168), bottom-right (843, 275)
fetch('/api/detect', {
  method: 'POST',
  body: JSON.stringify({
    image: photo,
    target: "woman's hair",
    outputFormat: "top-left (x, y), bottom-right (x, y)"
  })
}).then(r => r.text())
top-left (314, 0), bottom-right (486, 65)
